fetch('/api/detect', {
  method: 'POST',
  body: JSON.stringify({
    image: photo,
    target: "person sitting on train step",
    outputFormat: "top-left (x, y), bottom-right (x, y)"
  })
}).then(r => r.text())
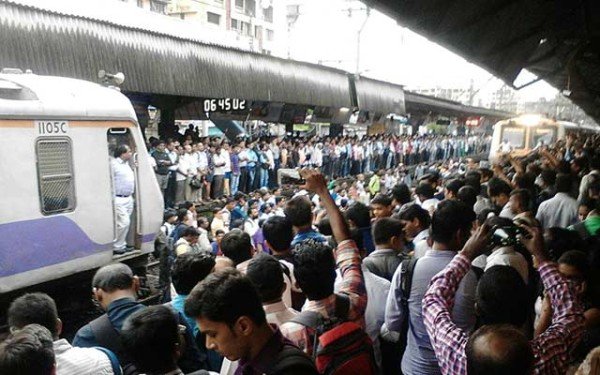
top-left (184, 269), bottom-right (318, 375)
top-left (121, 306), bottom-right (210, 375)
top-left (0, 324), bottom-right (56, 375)
top-left (112, 144), bottom-right (135, 255)
top-left (175, 227), bottom-right (201, 256)
top-left (7, 292), bottom-right (121, 375)
top-left (72, 263), bottom-right (205, 374)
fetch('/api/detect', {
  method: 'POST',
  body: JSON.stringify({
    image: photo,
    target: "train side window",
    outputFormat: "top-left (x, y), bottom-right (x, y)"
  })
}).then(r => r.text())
top-left (107, 128), bottom-right (134, 156)
top-left (35, 138), bottom-right (76, 214)
top-left (500, 126), bottom-right (526, 149)
top-left (531, 127), bottom-right (556, 148)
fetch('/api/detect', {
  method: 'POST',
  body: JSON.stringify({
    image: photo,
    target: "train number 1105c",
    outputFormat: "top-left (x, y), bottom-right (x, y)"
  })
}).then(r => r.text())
top-left (36, 121), bottom-right (69, 135)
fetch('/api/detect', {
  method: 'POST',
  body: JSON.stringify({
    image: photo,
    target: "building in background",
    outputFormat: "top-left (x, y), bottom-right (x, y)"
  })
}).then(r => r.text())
top-left (167, 0), bottom-right (285, 55)
top-left (119, 0), bottom-right (169, 14)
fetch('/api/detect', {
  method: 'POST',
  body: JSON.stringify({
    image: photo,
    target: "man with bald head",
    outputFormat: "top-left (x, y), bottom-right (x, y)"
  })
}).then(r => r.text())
top-left (73, 263), bottom-right (204, 373)
top-left (466, 325), bottom-right (533, 374)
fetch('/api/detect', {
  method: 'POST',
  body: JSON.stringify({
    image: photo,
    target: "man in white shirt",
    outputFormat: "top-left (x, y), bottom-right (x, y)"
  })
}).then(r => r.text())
top-left (212, 145), bottom-right (227, 199)
top-left (244, 207), bottom-right (260, 237)
top-left (175, 145), bottom-right (194, 204)
top-left (222, 143), bottom-right (232, 196)
top-left (399, 204), bottom-right (431, 258)
top-left (415, 183), bottom-right (439, 215)
top-left (8, 293), bottom-right (118, 375)
top-left (536, 174), bottom-right (578, 229)
top-left (112, 145), bottom-right (135, 254)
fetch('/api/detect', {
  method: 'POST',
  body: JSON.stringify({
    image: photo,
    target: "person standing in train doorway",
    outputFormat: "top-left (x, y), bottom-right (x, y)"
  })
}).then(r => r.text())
top-left (113, 144), bottom-right (135, 255)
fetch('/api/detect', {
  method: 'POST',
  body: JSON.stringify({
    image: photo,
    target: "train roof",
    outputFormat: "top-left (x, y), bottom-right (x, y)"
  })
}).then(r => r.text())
top-left (0, 71), bottom-right (137, 121)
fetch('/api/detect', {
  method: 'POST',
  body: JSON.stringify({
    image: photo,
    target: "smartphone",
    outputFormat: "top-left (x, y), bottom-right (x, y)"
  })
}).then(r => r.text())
top-left (277, 169), bottom-right (305, 186)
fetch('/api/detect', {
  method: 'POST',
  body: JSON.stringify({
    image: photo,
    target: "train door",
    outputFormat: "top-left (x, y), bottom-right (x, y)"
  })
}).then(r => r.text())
top-left (107, 127), bottom-right (141, 253)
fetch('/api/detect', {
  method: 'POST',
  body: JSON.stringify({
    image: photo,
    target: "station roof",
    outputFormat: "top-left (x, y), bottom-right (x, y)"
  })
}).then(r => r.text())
top-left (404, 91), bottom-right (514, 118)
top-left (0, 0), bottom-right (352, 108)
top-left (355, 76), bottom-right (406, 115)
top-left (0, 0), bottom-right (514, 120)
top-left (366, 0), bottom-right (600, 124)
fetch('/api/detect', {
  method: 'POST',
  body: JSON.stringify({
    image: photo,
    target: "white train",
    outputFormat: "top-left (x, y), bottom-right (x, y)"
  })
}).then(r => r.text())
top-left (489, 114), bottom-right (597, 162)
top-left (0, 70), bottom-right (163, 294)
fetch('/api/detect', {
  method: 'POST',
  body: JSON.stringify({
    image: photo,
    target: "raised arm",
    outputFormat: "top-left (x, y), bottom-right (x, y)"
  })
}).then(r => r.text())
top-left (423, 224), bottom-right (491, 375)
top-left (300, 169), bottom-right (350, 243)
top-left (300, 169), bottom-right (365, 320)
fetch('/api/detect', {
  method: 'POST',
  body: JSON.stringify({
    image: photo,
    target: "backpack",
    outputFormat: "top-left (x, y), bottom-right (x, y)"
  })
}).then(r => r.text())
top-left (270, 343), bottom-right (320, 375)
top-left (398, 257), bottom-right (419, 354)
top-left (89, 314), bottom-right (139, 375)
top-left (290, 294), bottom-right (376, 375)
top-left (154, 224), bottom-right (174, 258)
top-left (90, 309), bottom-right (206, 375)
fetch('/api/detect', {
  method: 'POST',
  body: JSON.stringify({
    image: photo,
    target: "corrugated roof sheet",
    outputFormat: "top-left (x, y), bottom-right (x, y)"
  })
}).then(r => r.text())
top-left (0, 0), bottom-right (353, 108)
top-left (355, 76), bottom-right (406, 114)
top-left (404, 91), bottom-right (514, 118)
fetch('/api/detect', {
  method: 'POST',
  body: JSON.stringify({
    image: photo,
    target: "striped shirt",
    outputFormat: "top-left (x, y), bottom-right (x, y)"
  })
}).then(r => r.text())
top-left (53, 339), bottom-right (118, 375)
top-left (422, 254), bottom-right (585, 375)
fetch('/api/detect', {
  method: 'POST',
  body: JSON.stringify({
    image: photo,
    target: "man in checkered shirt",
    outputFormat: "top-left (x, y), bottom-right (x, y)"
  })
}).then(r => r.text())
top-left (423, 223), bottom-right (585, 375)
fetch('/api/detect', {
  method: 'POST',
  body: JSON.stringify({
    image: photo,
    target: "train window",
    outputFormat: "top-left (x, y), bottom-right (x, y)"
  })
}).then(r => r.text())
top-left (35, 138), bottom-right (76, 214)
top-left (500, 126), bottom-right (525, 148)
top-left (531, 127), bottom-right (556, 148)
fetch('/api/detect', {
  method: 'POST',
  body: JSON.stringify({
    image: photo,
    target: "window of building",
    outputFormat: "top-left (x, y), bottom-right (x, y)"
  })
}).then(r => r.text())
top-left (242, 21), bottom-right (252, 36)
top-left (244, 0), bottom-right (256, 16)
top-left (254, 25), bottom-right (261, 38)
top-left (207, 12), bottom-right (221, 25)
top-left (266, 29), bottom-right (274, 41)
top-left (137, 0), bottom-right (144, 8)
top-left (150, 0), bottom-right (167, 14)
top-left (180, 13), bottom-right (185, 20)
top-left (231, 18), bottom-right (240, 30)
top-left (36, 138), bottom-right (76, 214)
top-left (263, 6), bottom-right (273, 23)
top-left (235, 0), bottom-right (243, 8)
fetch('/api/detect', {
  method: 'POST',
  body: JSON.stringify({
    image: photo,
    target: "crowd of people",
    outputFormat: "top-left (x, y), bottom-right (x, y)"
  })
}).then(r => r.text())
top-left (147, 132), bottom-right (488, 208)
top-left (3, 131), bottom-right (600, 375)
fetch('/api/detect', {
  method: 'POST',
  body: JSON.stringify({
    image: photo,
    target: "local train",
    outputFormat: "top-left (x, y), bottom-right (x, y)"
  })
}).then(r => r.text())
top-left (0, 70), bottom-right (163, 294)
top-left (488, 114), bottom-right (598, 162)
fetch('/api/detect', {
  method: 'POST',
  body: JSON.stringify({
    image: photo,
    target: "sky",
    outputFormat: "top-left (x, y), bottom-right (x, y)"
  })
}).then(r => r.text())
top-left (285, 0), bottom-right (559, 104)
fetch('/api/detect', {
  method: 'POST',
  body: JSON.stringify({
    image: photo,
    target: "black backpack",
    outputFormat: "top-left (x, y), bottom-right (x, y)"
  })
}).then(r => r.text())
top-left (89, 314), bottom-right (139, 375)
top-left (89, 308), bottom-right (206, 375)
top-left (398, 257), bottom-right (419, 354)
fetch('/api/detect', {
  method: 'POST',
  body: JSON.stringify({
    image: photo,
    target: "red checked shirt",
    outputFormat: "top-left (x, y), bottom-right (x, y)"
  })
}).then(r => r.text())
top-left (279, 239), bottom-right (367, 356)
top-left (422, 253), bottom-right (585, 375)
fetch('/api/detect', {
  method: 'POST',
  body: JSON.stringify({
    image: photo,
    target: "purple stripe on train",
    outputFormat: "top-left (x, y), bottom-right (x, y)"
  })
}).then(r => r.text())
top-left (0, 217), bottom-right (155, 277)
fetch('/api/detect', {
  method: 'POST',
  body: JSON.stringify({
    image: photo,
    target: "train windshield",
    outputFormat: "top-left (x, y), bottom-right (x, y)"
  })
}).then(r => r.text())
top-left (531, 127), bottom-right (556, 148)
top-left (500, 126), bottom-right (526, 148)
